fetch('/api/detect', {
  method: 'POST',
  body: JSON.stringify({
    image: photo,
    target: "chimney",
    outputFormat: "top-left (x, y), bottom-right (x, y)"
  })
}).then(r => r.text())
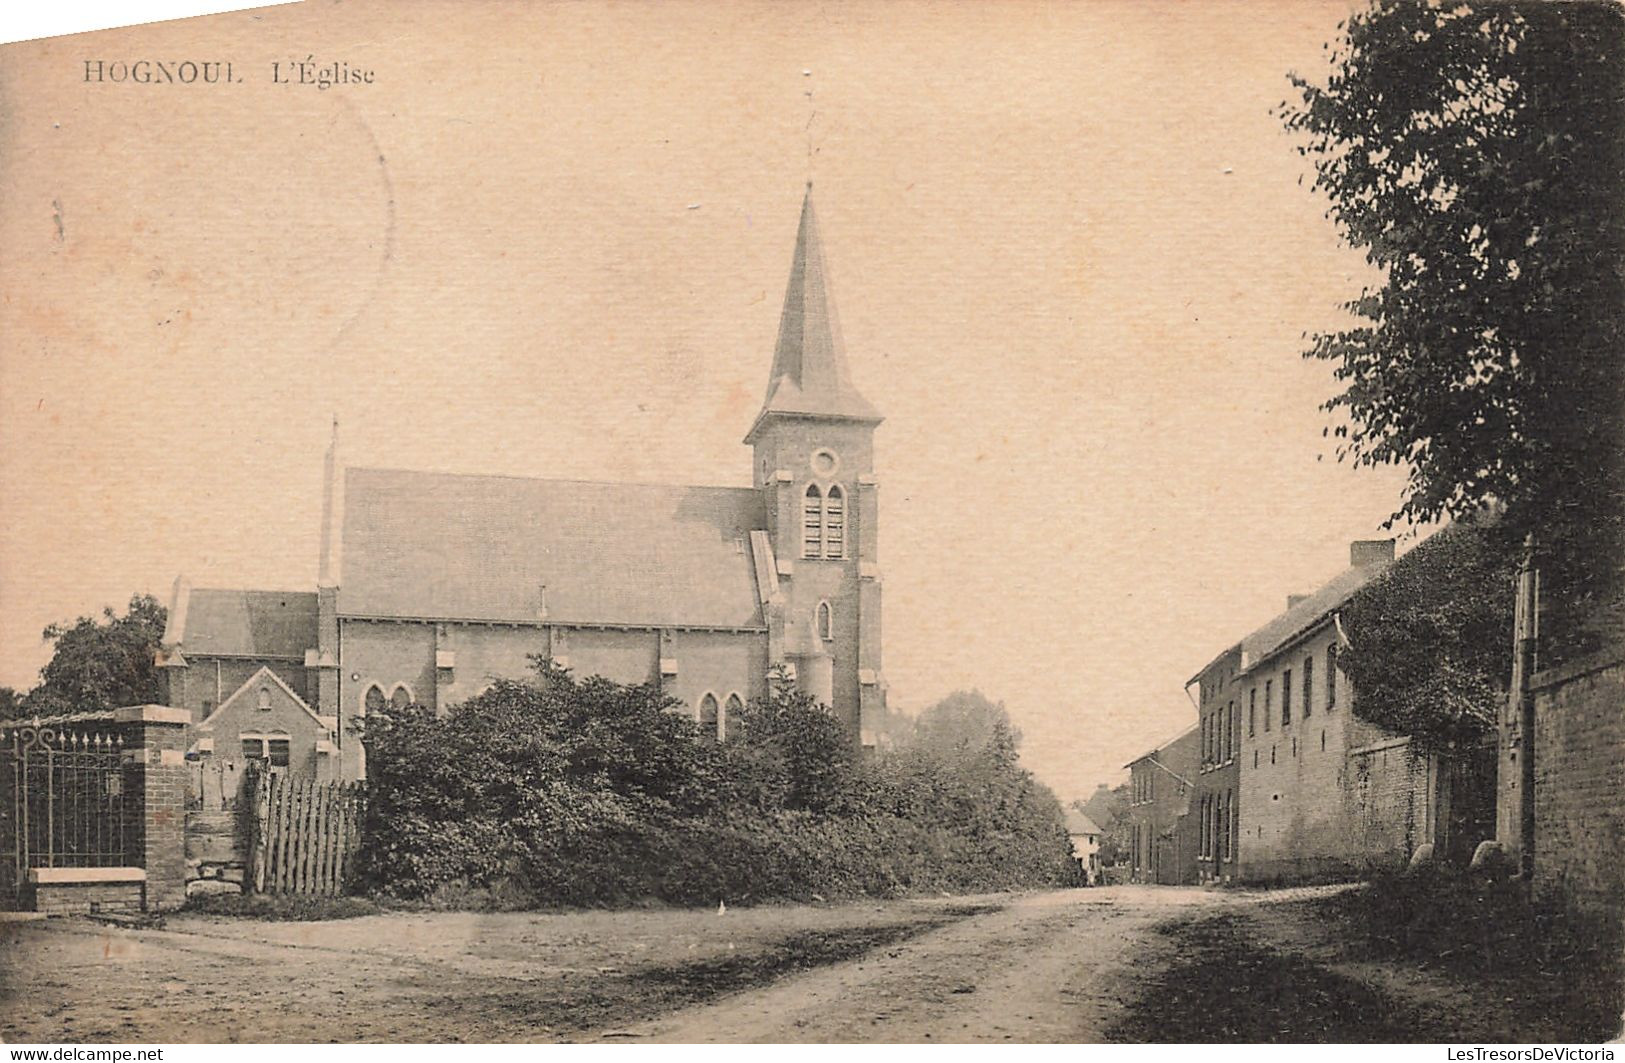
top-left (1350, 539), bottom-right (1396, 567)
top-left (1287, 594), bottom-right (1310, 610)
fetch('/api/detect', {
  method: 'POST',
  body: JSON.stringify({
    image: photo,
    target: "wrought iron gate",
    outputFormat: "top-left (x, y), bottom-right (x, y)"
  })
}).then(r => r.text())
top-left (0, 723), bottom-right (127, 907)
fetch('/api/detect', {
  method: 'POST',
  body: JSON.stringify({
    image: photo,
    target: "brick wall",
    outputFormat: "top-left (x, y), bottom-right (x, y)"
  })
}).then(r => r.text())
top-left (1532, 646), bottom-right (1625, 927)
top-left (32, 881), bottom-right (144, 915)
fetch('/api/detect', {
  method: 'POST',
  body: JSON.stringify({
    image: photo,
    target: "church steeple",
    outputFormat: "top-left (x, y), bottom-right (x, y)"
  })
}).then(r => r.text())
top-left (744, 186), bottom-right (882, 444)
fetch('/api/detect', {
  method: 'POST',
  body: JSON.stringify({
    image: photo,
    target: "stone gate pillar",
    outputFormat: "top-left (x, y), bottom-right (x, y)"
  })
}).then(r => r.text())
top-left (116, 705), bottom-right (192, 912)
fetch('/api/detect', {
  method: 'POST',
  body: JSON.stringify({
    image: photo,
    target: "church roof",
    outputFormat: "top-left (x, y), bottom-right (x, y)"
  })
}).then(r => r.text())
top-left (338, 467), bottom-right (769, 629)
top-left (181, 589), bottom-right (317, 659)
top-left (745, 188), bottom-right (882, 443)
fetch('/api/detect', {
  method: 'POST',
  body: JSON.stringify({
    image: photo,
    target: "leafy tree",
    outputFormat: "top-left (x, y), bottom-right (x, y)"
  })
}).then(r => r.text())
top-left (1281, 1), bottom-right (1625, 658)
top-left (0, 688), bottom-right (22, 718)
top-left (1340, 519), bottom-right (1516, 748)
top-left (727, 666), bottom-right (855, 814)
top-left (23, 594), bottom-right (167, 715)
top-left (360, 662), bottom-right (1075, 904)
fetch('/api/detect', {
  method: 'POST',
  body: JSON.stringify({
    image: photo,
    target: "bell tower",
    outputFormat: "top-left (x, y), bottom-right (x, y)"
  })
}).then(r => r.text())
top-left (747, 186), bottom-right (886, 745)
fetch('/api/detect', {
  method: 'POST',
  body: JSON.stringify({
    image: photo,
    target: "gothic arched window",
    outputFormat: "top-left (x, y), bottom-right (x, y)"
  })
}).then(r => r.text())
top-left (723, 693), bottom-right (744, 741)
top-left (390, 684), bottom-right (413, 709)
top-left (698, 693), bottom-right (720, 742)
top-left (802, 485), bottom-right (823, 559)
top-left (364, 684), bottom-right (386, 713)
top-left (823, 485), bottom-right (845, 559)
top-left (817, 601), bottom-right (834, 641)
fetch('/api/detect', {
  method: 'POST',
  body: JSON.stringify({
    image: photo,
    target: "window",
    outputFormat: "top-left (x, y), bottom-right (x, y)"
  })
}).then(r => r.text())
top-left (1226, 703), bottom-right (1235, 760)
top-left (824, 486), bottom-right (845, 559)
top-left (257, 686), bottom-right (272, 712)
top-left (698, 693), bottom-right (719, 742)
top-left (241, 734), bottom-right (291, 768)
top-left (390, 684), bottom-right (413, 709)
top-left (1303, 656), bottom-right (1314, 717)
top-left (817, 601), bottom-right (834, 640)
top-left (802, 485), bottom-right (823, 559)
top-left (1327, 644), bottom-right (1338, 708)
top-left (364, 685), bottom-right (386, 713)
top-left (723, 694), bottom-right (744, 741)
top-left (1282, 669), bottom-right (1293, 726)
top-left (1264, 680), bottom-right (1273, 731)
top-left (1248, 689), bottom-right (1256, 736)
top-left (1227, 789), bottom-right (1236, 862)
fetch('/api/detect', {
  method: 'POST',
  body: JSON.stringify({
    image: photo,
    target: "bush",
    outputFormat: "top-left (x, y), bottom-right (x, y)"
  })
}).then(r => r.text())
top-left (357, 662), bottom-right (1074, 905)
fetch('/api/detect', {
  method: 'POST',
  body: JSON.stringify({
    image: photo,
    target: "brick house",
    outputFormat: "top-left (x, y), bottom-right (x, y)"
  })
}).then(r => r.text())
top-left (154, 188), bottom-right (890, 780)
top-left (1233, 540), bottom-right (1439, 883)
top-left (1190, 644), bottom-right (1242, 883)
top-left (1124, 725), bottom-right (1199, 885)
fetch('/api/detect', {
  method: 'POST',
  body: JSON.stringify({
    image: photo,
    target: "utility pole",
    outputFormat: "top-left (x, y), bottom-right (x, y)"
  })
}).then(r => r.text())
top-left (1497, 533), bottom-right (1539, 879)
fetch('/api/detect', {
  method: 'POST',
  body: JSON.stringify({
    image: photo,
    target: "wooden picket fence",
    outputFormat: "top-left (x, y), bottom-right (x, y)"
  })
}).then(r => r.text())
top-left (249, 770), bottom-right (364, 896)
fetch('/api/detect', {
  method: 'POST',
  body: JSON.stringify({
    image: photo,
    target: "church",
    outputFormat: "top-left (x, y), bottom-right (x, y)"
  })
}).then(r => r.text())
top-left (153, 188), bottom-right (888, 782)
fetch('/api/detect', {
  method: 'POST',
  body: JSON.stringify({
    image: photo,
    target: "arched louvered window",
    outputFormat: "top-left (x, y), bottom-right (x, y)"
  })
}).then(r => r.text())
top-left (823, 485), bottom-right (845, 559)
top-left (802, 485), bottom-right (823, 559)
top-left (723, 694), bottom-right (744, 741)
top-left (817, 601), bottom-right (834, 640)
top-left (390, 684), bottom-right (413, 709)
top-left (698, 693), bottom-right (720, 742)
top-left (364, 684), bottom-right (386, 713)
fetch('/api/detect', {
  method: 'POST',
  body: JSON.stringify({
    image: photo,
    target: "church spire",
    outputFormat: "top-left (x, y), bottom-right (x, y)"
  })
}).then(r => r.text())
top-left (744, 186), bottom-right (881, 443)
top-left (318, 416), bottom-right (342, 589)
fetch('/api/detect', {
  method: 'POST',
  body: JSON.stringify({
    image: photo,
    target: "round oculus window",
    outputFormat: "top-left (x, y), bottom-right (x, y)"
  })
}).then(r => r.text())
top-left (810, 449), bottom-right (839, 477)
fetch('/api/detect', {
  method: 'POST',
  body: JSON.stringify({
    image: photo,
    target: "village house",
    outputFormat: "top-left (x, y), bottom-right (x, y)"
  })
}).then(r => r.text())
top-left (1232, 539), bottom-right (1440, 883)
top-left (1065, 808), bottom-right (1103, 885)
top-left (1189, 644), bottom-right (1242, 883)
top-left (1124, 725), bottom-right (1199, 885)
top-left (154, 188), bottom-right (889, 782)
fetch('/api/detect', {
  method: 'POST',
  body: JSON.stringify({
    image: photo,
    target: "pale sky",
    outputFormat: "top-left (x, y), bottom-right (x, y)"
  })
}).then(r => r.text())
top-left (0, 0), bottom-right (1418, 803)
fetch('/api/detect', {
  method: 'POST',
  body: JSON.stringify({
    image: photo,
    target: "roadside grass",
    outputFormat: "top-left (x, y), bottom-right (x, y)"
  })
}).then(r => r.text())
top-left (1322, 868), bottom-right (1622, 1042)
top-left (1111, 875), bottom-right (1623, 1044)
top-left (1106, 910), bottom-right (1419, 1042)
top-left (182, 892), bottom-right (384, 921)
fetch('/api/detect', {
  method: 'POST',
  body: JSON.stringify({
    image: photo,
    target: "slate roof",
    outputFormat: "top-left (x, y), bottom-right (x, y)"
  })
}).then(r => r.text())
top-left (338, 467), bottom-right (769, 629)
top-left (746, 188), bottom-right (882, 441)
top-left (1238, 558), bottom-right (1392, 673)
top-left (181, 589), bottom-right (318, 659)
top-left (1065, 809), bottom-right (1102, 837)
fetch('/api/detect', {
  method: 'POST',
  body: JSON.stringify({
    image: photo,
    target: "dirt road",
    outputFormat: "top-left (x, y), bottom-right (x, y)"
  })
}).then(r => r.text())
top-left (626, 886), bottom-right (1226, 1043)
top-left (6, 884), bottom-right (1607, 1043)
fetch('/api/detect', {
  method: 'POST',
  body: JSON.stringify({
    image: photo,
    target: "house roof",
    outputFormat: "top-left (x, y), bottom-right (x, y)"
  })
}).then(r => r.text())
top-left (1238, 558), bottom-right (1392, 673)
top-left (338, 467), bottom-right (769, 629)
top-left (181, 588), bottom-right (318, 659)
top-left (745, 188), bottom-right (882, 442)
top-left (1065, 809), bottom-right (1102, 836)
top-left (1123, 722), bottom-right (1199, 770)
